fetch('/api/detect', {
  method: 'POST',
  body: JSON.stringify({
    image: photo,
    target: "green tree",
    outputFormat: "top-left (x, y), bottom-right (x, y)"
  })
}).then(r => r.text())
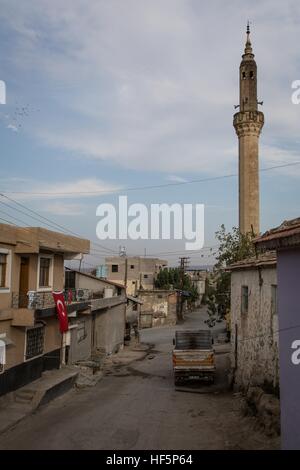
top-left (155, 267), bottom-right (199, 304)
top-left (205, 225), bottom-right (255, 327)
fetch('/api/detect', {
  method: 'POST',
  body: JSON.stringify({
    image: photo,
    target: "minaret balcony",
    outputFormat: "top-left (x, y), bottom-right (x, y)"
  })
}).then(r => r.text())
top-left (233, 110), bottom-right (264, 137)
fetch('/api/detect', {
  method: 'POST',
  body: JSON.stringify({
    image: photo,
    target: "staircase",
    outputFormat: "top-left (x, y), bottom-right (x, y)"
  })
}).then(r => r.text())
top-left (14, 388), bottom-right (36, 405)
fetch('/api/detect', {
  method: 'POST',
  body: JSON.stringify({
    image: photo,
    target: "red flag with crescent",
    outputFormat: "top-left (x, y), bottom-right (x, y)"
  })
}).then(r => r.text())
top-left (52, 291), bottom-right (69, 333)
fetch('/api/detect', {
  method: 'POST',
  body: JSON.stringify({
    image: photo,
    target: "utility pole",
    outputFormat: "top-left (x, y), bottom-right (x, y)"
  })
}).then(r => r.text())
top-left (178, 257), bottom-right (190, 321)
top-left (79, 254), bottom-right (83, 272)
top-left (124, 257), bottom-right (128, 293)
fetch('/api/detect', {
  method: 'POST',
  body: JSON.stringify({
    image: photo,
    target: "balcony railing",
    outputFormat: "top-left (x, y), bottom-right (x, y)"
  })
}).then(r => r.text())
top-left (12, 289), bottom-right (98, 310)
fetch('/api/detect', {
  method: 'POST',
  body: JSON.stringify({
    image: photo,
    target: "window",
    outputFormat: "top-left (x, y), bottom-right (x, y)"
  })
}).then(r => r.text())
top-left (241, 286), bottom-right (249, 314)
top-left (25, 324), bottom-right (45, 360)
top-left (143, 274), bottom-right (148, 279)
top-left (242, 71), bottom-right (246, 79)
top-left (0, 254), bottom-right (7, 288)
top-left (0, 249), bottom-right (11, 292)
top-left (112, 264), bottom-right (118, 273)
top-left (250, 71), bottom-right (254, 79)
top-left (39, 257), bottom-right (51, 287)
top-left (130, 265), bottom-right (135, 269)
top-left (77, 322), bottom-right (86, 342)
top-left (271, 285), bottom-right (277, 316)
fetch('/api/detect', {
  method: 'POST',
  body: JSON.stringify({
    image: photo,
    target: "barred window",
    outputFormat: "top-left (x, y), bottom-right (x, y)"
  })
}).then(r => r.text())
top-left (241, 286), bottom-right (249, 315)
top-left (39, 257), bottom-right (51, 287)
top-left (25, 325), bottom-right (45, 360)
top-left (0, 254), bottom-right (7, 288)
top-left (271, 285), bottom-right (277, 316)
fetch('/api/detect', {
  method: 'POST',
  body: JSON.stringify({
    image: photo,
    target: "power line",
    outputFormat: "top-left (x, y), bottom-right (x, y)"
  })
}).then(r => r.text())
top-left (236, 323), bottom-right (300, 344)
top-left (0, 160), bottom-right (299, 197)
top-left (0, 193), bottom-right (118, 254)
top-left (0, 216), bottom-right (17, 226)
top-left (0, 208), bottom-right (29, 227)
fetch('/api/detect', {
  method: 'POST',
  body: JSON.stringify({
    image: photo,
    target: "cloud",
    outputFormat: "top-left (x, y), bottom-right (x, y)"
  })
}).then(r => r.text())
top-left (1, 178), bottom-right (122, 200)
top-left (166, 175), bottom-right (188, 183)
top-left (43, 202), bottom-right (85, 216)
top-left (1, 0), bottom-right (300, 176)
top-left (6, 124), bottom-right (18, 132)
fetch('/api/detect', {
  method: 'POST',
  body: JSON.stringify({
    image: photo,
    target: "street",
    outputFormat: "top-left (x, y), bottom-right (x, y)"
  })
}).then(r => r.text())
top-left (0, 309), bottom-right (279, 450)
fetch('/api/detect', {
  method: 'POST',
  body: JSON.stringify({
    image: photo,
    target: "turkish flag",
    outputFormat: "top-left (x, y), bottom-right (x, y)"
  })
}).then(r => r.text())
top-left (52, 291), bottom-right (69, 333)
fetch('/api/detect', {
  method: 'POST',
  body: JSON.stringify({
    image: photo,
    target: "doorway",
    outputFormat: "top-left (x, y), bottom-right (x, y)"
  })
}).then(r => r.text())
top-left (19, 257), bottom-right (29, 308)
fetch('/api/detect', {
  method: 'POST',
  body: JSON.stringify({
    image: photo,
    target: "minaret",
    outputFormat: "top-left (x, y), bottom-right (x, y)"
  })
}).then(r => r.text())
top-left (233, 23), bottom-right (264, 235)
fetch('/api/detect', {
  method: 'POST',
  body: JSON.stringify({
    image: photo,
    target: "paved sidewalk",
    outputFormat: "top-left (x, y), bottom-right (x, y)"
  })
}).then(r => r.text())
top-left (0, 367), bottom-right (78, 435)
top-left (0, 342), bottom-right (151, 436)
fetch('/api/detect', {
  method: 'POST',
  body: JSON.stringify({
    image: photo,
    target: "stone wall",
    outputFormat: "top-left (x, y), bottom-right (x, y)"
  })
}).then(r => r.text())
top-left (138, 290), bottom-right (177, 328)
top-left (230, 266), bottom-right (279, 394)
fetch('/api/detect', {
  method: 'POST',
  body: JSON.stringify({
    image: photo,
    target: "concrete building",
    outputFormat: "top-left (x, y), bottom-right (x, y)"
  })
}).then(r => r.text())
top-left (105, 256), bottom-right (168, 295)
top-left (65, 269), bottom-right (127, 358)
top-left (186, 269), bottom-right (208, 306)
top-left (138, 289), bottom-right (178, 329)
top-left (233, 23), bottom-right (264, 235)
top-left (254, 217), bottom-right (300, 448)
top-left (0, 224), bottom-right (89, 396)
top-left (229, 252), bottom-right (278, 394)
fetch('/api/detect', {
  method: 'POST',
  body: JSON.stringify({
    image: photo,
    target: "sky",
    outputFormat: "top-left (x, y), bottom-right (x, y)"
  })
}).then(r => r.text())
top-left (0, 0), bottom-right (300, 267)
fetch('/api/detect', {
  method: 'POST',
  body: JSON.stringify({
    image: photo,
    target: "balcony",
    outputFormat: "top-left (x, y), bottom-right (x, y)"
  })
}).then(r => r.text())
top-left (11, 289), bottom-right (126, 318)
top-left (12, 289), bottom-right (93, 309)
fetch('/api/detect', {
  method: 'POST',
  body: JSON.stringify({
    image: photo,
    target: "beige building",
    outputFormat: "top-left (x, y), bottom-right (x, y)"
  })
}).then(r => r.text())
top-left (138, 289), bottom-right (178, 329)
top-left (233, 24), bottom-right (264, 235)
top-left (0, 223), bottom-right (89, 396)
top-left (65, 269), bottom-right (127, 359)
top-left (229, 252), bottom-right (279, 395)
top-left (186, 269), bottom-right (208, 306)
top-left (105, 256), bottom-right (168, 295)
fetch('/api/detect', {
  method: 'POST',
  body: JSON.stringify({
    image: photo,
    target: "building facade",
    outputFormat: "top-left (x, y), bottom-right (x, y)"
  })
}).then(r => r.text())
top-left (255, 217), bottom-right (300, 449)
top-left (105, 256), bottom-right (168, 295)
top-left (0, 224), bottom-right (89, 396)
top-left (65, 269), bottom-right (127, 358)
top-left (138, 289), bottom-right (178, 329)
top-left (186, 269), bottom-right (207, 306)
top-left (229, 253), bottom-right (279, 394)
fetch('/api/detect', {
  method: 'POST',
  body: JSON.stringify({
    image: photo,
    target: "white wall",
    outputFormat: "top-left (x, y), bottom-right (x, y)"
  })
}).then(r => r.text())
top-left (230, 266), bottom-right (279, 392)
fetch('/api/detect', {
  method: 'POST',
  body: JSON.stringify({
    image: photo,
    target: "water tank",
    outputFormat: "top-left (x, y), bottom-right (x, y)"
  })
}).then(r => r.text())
top-left (104, 287), bottom-right (114, 298)
top-left (96, 265), bottom-right (107, 278)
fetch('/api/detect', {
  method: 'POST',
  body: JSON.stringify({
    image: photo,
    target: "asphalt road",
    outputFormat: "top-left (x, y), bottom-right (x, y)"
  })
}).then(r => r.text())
top-left (0, 308), bottom-right (278, 450)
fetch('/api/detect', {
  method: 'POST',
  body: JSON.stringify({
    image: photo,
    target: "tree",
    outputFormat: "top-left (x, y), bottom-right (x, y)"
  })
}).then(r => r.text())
top-left (155, 267), bottom-right (199, 304)
top-left (205, 225), bottom-right (255, 327)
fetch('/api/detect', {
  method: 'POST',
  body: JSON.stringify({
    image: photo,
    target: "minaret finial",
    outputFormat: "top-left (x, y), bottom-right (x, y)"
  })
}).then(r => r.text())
top-left (244, 20), bottom-right (253, 55)
top-left (247, 20), bottom-right (250, 35)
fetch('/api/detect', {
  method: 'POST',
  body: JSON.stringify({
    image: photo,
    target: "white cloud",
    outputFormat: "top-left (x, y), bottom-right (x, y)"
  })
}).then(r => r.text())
top-left (1, 178), bottom-right (121, 200)
top-left (43, 202), bottom-right (85, 216)
top-left (166, 175), bottom-right (188, 183)
top-left (1, 0), bottom-right (300, 175)
top-left (6, 124), bottom-right (18, 132)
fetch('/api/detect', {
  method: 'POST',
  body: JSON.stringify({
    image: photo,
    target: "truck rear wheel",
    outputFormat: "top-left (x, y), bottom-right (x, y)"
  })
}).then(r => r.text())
top-left (174, 374), bottom-right (183, 386)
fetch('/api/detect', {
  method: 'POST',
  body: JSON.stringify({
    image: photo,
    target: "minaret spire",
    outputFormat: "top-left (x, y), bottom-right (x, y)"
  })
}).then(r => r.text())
top-left (244, 21), bottom-right (253, 56)
top-left (233, 25), bottom-right (264, 235)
